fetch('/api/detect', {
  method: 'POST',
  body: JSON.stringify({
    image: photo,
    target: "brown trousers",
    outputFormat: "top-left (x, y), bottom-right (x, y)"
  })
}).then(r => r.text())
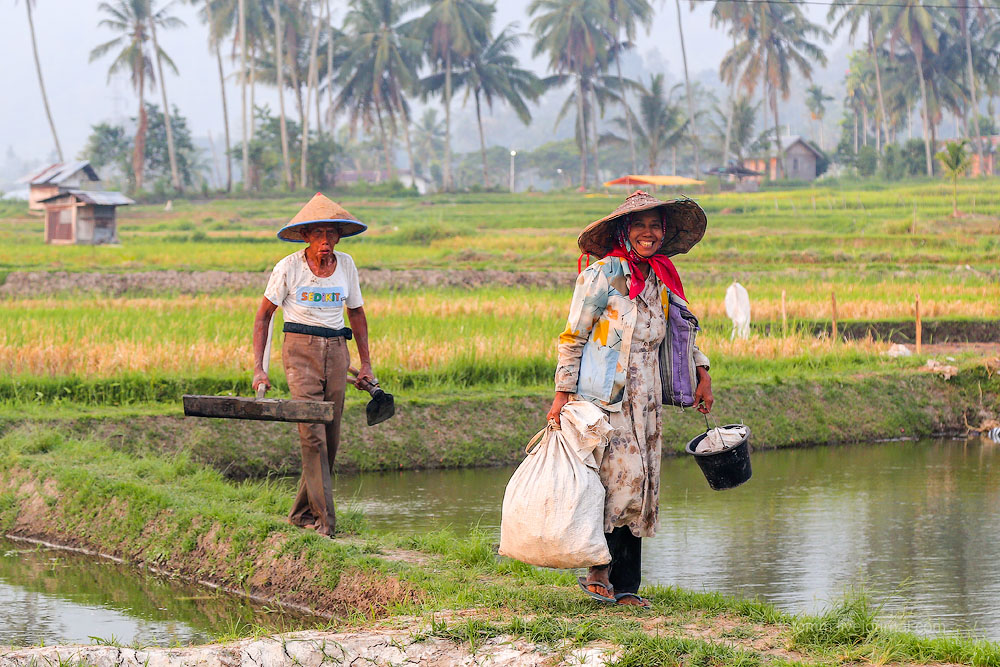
top-left (282, 332), bottom-right (348, 535)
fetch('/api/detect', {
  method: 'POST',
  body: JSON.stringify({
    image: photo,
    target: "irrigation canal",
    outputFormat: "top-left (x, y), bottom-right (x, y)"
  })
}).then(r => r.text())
top-left (2, 438), bottom-right (999, 645)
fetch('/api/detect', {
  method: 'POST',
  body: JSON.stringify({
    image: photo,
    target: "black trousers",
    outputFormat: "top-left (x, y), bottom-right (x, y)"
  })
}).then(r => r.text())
top-left (597, 526), bottom-right (642, 594)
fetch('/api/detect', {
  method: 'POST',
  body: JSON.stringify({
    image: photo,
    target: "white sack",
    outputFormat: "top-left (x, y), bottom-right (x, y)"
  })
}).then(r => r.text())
top-left (696, 425), bottom-right (748, 453)
top-left (499, 401), bottom-right (612, 569)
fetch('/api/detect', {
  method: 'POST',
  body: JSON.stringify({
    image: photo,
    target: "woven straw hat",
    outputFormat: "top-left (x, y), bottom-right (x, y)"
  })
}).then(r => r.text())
top-left (577, 190), bottom-right (707, 257)
top-left (277, 192), bottom-right (368, 242)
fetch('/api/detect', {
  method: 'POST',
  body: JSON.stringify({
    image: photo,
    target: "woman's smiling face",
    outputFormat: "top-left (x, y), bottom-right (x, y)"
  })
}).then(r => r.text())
top-left (628, 210), bottom-right (664, 258)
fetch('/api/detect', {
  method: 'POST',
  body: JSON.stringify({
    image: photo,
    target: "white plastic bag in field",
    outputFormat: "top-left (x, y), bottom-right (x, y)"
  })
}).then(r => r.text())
top-left (499, 401), bottom-right (613, 569)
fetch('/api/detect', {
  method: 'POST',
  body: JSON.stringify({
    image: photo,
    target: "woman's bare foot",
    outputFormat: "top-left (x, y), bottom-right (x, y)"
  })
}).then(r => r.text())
top-left (584, 565), bottom-right (613, 598)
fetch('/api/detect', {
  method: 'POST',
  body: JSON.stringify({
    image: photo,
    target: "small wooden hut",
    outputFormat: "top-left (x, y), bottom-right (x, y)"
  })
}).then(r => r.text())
top-left (25, 161), bottom-right (100, 211)
top-left (39, 189), bottom-right (134, 245)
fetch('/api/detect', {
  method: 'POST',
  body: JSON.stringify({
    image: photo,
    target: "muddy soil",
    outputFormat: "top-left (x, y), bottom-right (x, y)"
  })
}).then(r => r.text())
top-left (758, 319), bottom-right (1000, 343)
top-left (0, 269), bottom-right (578, 297)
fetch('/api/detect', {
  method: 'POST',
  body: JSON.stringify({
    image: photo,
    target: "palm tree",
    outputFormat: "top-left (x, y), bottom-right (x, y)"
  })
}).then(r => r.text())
top-left (709, 94), bottom-right (770, 166)
top-left (409, 0), bottom-right (493, 191)
top-left (608, 0), bottom-right (652, 174)
top-left (148, 0), bottom-right (184, 192)
top-left (674, 0), bottom-right (699, 176)
top-left (412, 108), bottom-right (445, 183)
top-left (20, 0), bottom-right (63, 162)
top-left (299, 0), bottom-right (323, 188)
top-left (828, 0), bottom-right (890, 151)
top-left (805, 85), bottom-right (833, 150)
top-left (90, 0), bottom-right (163, 191)
top-left (191, 0), bottom-right (232, 191)
top-left (935, 139), bottom-right (972, 217)
top-left (604, 74), bottom-right (687, 174)
top-left (530, 0), bottom-right (613, 187)
top-left (880, 0), bottom-right (941, 176)
top-left (721, 2), bottom-right (827, 179)
top-left (958, 1), bottom-right (994, 168)
top-left (709, 0), bottom-right (753, 170)
top-left (425, 25), bottom-right (543, 186)
top-left (337, 0), bottom-right (421, 178)
top-left (270, 0), bottom-right (293, 189)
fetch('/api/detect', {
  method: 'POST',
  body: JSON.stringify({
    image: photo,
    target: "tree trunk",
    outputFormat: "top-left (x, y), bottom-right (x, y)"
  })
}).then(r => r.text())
top-left (209, 4), bottom-right (232, 193)
top-left (675, 0), bottom-right (699, 177)
top-left (869, 21), bottom-right (890, 152)
top-left (375, 101), bottom-right (393, 178)
top-left (134, 69), bottom-right (147, 192)
top-left (576, 74), bottom-right (588, 188)
top-left (300, 4), bottom-right (321, 189)
top-left (443, 47), bottom-right (453, 191)
top-left (238, 0), bottom-right (249, 189)
top-left (722, 37), bottom-right (736, 168)
top-left (25, 0), bottom-right (62, 162)
top-left (915, 52), bottom-right (934, 176)
top-left (402, 113), bottom-right (416, 190)
top-left (862, 105), bottom-right (868, 147)
top-left (853, 109), bottom-right (858, 154)
top-left (615, 19), bottom-right (636, 174)
top-left (962, 8), bottom-right (984, 172)
top-left (591, 82), bottom-right (601, 186)
top-left (250, 48), bottom-right (256, 136)
top-left (274, 0), bottom-right (293, 190)
top-left (475, 92), bottom-right (489, 187)
top-left (326, 0), bottom-right (335, 133)
top-left (772, 89), bottom-right (784, 179)
top-left (150, 16), bottom-right (181, 192)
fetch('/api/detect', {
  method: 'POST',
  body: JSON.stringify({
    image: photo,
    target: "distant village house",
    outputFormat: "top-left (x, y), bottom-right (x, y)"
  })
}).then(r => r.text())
top-left (22, 161), bottom-right (133, 245)
top-left (745, 136), bottom-right (824, 182)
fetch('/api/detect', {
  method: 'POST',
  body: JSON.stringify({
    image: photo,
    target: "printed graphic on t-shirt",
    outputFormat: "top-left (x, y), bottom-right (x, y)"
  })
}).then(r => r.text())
top-left (296, 286), bottom-right (346, 307)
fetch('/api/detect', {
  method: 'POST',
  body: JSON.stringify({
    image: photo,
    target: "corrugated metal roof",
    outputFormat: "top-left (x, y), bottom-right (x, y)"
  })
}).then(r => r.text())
top-left (27, 161), bottom-right (100, 185)
top-left (40, 189), bottom-right (134, 206)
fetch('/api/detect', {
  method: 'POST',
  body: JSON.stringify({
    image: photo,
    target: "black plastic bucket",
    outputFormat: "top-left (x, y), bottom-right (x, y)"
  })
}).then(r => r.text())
top-left (685, 425), bottom-right (752, 490)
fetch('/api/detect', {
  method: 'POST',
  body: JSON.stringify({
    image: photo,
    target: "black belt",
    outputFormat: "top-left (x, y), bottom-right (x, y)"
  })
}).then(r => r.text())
top-left (283, 322), bottom-right (353, 339)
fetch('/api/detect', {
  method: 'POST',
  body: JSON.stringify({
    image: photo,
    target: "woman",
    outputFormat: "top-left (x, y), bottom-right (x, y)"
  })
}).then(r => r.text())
top-left (252, 193), bottom-right (375, 537)
top-left (547, 190), bottom-right (714, 607)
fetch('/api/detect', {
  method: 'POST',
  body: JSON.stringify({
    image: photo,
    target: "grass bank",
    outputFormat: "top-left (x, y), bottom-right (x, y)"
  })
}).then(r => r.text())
top-left (3, 428), bottom-right (1000, 665)
top-left (1, 366), bottom-right (993, 478)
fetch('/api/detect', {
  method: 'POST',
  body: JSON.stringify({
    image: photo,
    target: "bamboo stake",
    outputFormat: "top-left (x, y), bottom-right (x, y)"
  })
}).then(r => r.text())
top-left (915, 294), bottom-right (922, 354)
top-left (781, 289), bottom-right (787, 337)
top-left (831, 291), bottom-right (838, 341)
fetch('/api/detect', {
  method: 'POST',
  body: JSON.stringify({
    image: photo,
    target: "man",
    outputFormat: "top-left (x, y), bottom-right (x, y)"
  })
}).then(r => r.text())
top-left (252, 193), bottom-right (374, 537)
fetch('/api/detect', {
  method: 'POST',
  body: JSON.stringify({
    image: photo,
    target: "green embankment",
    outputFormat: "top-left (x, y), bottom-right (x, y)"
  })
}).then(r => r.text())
top-left (4, 424), bottom-right (1000, 664)
top-left (1, 367), bottom-right (994, 478)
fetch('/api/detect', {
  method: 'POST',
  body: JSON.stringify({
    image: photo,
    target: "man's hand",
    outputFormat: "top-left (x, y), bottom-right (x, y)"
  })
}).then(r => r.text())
top-left (354, 361), bottom-right (375, 391)
top-left (252, 371), bottom-right (271, 394)
top-left (693, 366), bottom-right (714, 414)
top-left (546, 391), bottom-right (572, 427)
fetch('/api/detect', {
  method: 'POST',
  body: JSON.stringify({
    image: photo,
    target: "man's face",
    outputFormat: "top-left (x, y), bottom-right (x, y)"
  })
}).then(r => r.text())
top-left (303, 223), bottom-right (341, 257)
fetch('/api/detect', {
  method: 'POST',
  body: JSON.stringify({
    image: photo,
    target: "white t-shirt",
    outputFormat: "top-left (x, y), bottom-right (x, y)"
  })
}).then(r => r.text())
top-left (264, 249), bottom-right (364, 329)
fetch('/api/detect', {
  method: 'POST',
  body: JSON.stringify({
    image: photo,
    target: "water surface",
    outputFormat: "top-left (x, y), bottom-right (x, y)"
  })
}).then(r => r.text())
top-left (336, 438), bottom-right (1000, 638)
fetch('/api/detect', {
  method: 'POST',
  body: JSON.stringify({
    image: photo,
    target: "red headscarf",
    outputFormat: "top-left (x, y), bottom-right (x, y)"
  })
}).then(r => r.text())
top-left (605, 212), bottom-right (686, 302)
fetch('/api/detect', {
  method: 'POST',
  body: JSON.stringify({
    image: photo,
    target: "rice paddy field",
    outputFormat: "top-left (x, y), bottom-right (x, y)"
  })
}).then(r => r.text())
top-left (0, 180), bottom-right (998, 410)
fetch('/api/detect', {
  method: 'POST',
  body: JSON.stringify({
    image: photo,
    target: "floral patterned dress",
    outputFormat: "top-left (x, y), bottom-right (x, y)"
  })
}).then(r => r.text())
top-left (598, 273), bottom-right (666, 538)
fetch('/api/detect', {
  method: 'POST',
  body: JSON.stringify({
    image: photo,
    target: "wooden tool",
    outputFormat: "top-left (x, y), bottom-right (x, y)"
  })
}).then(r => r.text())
top-left (183, 314), bottom-right (335, 424)
top-left (347, 367), bottom-right (395, 426)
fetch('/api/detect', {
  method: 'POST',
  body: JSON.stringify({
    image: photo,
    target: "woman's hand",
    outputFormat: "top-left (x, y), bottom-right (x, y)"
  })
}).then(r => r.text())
top-left (693, 367), bottom-right (714, 414)
top-left (546, 391), bottom-right (572, 427)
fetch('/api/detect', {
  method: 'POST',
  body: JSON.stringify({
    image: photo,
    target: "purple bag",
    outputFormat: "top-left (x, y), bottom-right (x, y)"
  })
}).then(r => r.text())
top-left (660, 293), bottom-right (700, 408)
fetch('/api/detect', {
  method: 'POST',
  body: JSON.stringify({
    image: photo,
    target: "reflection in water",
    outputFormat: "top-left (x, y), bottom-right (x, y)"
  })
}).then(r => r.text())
top-left (0, 539), bottom-right (319, 647)
top-left (336, 439), bottom-right (1000, 638)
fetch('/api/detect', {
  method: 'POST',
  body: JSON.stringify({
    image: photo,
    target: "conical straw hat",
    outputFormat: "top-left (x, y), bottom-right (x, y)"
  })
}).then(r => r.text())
top-left (577, 190), bottom-right (707, 258)
top-left (277, 192), bottom-right (368, 242)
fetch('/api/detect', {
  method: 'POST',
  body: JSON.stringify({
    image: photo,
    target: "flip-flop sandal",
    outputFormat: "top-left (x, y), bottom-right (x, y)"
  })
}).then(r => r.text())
top-left (577, 576), bottom-right (615, 603)
top-left (614, 592), bottom-right (652, 609)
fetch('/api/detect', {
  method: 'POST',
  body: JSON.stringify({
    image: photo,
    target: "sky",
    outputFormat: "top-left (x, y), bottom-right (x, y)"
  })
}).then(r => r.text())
top-left (0, 0), bottom-right (854, 182)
